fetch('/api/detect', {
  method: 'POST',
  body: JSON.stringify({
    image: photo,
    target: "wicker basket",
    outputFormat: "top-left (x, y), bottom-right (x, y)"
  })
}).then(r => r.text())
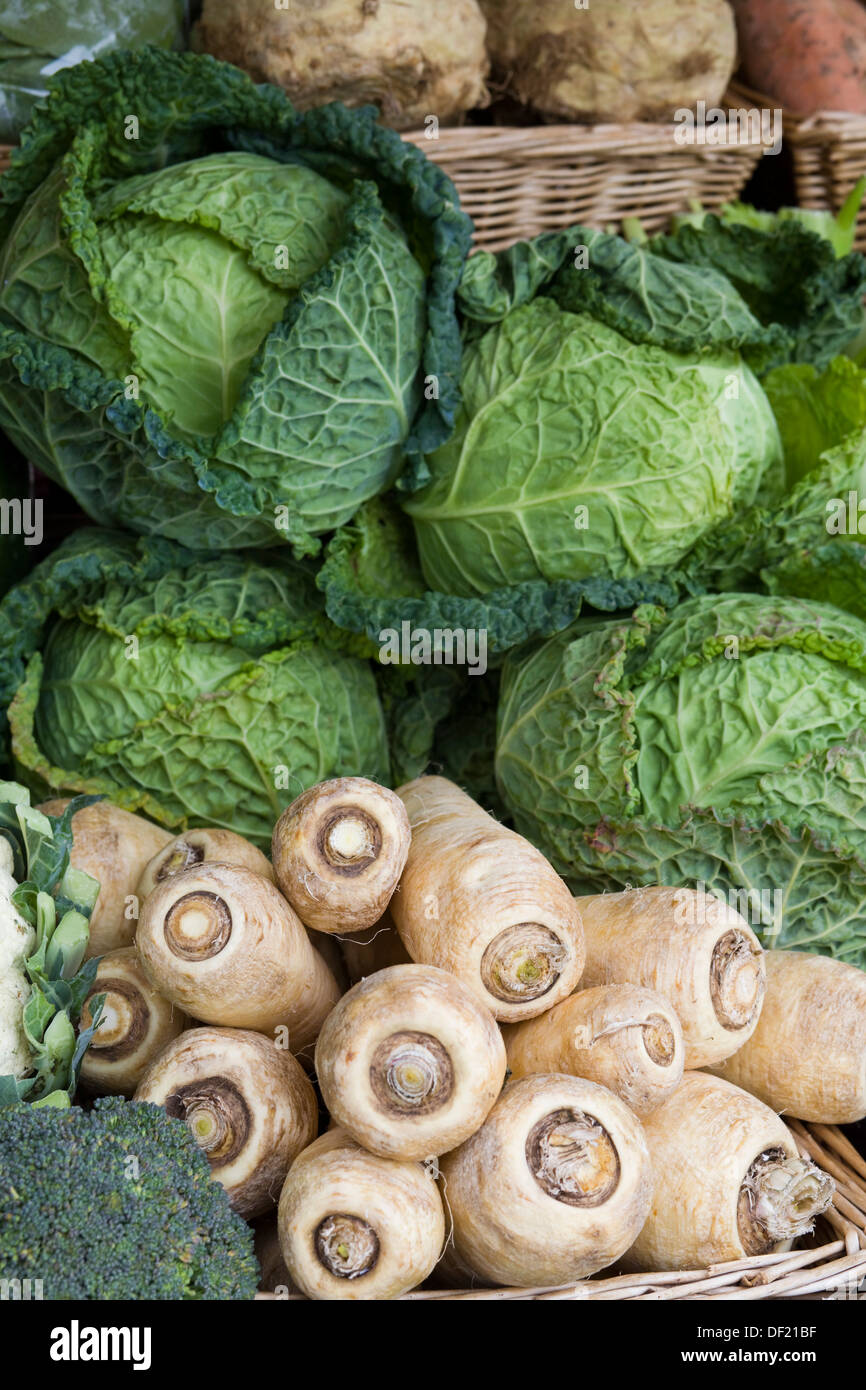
top-left (787, 111), bottom-right (866, 253)
top-left (256, 1122), bottom-right (866, 1301)
top-left (0, 94), bottom-right (770, 256)
top-left (404, 101), bottom-right (771, 253)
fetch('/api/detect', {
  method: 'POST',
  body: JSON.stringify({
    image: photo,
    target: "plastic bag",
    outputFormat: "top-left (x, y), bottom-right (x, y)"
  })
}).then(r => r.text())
top-left (0, 0), bottom-right (187, 141)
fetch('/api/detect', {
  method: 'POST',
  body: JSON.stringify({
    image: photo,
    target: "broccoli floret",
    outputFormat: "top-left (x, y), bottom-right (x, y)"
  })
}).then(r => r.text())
top-left (0, 1096), bottom-right (260, 1299)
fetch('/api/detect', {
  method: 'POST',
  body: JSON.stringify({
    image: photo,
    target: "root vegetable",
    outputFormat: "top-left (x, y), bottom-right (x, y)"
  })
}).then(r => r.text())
top-left (576, 886), bottom-right (765, 1068)
top-left (137, 828), bottom-right (273, 901)
top-left (391, 776), bottom-right (584, 1021)
top-left (731, 0), bottom-right (866, 118)
top-left (315, 964), bottom-right (506, 1160)
top-left (481, 0), bottom-right (736, 124)
top-left (193, 0), bottom-right (489, 131)
top-left (439, 1073), bottom-right (652, 1288)
top-left (624, 1072), bottom-right (834, 1271)
top-left (39, 799), bottom-right (171, 956)
top-left (277, 1128), bottom-right (445, 1300)
top-left (136, 862), bottom-right (340, 1056)
top-left (502, 985), bottom-right (684, 1117)
top-left (340, 906), bottom-right (411, 985)
top-left (135, 1025), bottom-right (318, 1218)
top-left (272, 777), bottom-right (410, 935)
top-left (79, 947), bottom-right (187, 1097)
top-left (709, 950), bottom-right (866, 1124)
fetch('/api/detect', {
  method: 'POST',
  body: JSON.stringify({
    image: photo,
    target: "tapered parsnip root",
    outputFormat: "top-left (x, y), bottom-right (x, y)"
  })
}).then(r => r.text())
top-left (79, 947), bottom-right (187, 1096)
top-left (340, 906), bottom-right (411, 985)
top-left (135, 1026), bottom-right (318, 1218)
top-left (272, 778), bottom-right (410, 934)
top-left (277, 1129), bottom-right (445, 1300)
top-left (623, 1073), bottom-right (834, 1271)
top-left (710, 950), bottom-right (866, 1123)
top-left (439, 1073), bottom-right (652, 1288)
top-left (136, 862), bottom-right (340, 1055)
top-left (137, 828), bottom-right (273, 900)
top-left (392, 777), bottom-right (584, 1021)
top-left (39, 799), bottom-right (171, 956)
top-left (577, 886), bottom-right (765, 1067)
top-left (315, 964), bottom-right (506, 1159)
top-left (502, 984), bottom-right (684, 1116)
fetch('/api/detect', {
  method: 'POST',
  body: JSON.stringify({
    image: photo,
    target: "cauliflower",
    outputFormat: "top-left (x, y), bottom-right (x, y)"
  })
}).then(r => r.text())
top-left (0, 837), bottom-right (35, 1080)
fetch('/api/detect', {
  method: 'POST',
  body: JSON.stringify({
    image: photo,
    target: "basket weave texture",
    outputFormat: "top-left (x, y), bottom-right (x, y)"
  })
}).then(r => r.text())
top-left (403, 104), bottom-right (769, 253)
top-left (787, 111), bottom-right (866, 253)
top-left (0, 92), bottom-right (768, 256)
top-left (256, 1122), bottom-right (866, 1301)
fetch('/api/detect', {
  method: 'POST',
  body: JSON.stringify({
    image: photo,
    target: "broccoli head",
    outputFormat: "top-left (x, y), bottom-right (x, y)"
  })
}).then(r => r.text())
top-left (0, 1096), bottom-right (260, 1299)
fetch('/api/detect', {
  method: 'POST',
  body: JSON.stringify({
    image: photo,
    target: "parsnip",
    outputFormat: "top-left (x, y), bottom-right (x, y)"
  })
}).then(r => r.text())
top-left (137, 827), bottom-right (273, 900)
top-left (340, 906), bottom-right (411, 985)
top-left (439, 1073), bottom-right (652, 1288)
top-left (136, 862), bottom-right (340, 1056)
top-left (277, 1129), bottom-right (445, 1300)
top-left (79, 947), bottom-right (187, 1096)
top-left (624, 1072), bottom-right (834, 1271)
top-left (502, 984), bottom-right (684, 1116)
top-left (135, 1026), bottom-right (318, 1218)
top-left (39, 799), bottom-right (171, 956)
top-left (272, 777), bottom-right (410, 934)
top-left (709, 950), bottom-right (866, 1123)
top-left (315, 964), bottom-right (506, 1160)
top-left (392, 777), bottom-right (584, 1021)
top-left (577, 886), bottom-right (765, 1067)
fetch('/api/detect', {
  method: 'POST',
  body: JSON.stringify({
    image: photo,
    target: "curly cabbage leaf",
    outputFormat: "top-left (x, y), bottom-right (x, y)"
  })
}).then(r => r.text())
top-left (317, 494), bottom-right (679, 661)
top-left (403, 299), bottom-right (783, 596)
top-left (496, 593), bottom-right (866, 965)
top-left (0, 48), bottom-right (471, 553)
top-left (456, 218), bottom-right (866, 375)
top-left (0, 529), bottom-right (389, 846)
top-left (680, 360), bottom-right (866, 616)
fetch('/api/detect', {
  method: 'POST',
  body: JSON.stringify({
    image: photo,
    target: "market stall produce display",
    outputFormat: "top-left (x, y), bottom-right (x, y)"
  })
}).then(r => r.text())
top-left (1, 27), bottom-right (866, 1309)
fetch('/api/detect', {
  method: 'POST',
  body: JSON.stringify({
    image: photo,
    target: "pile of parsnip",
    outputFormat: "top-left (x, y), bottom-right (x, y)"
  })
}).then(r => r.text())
top-left (57, 776), bottom-right (866, 1299)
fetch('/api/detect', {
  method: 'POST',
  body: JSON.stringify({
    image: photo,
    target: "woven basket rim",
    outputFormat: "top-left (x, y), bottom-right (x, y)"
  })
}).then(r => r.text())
top-left (256, 1122), bottom-right (866, 1302)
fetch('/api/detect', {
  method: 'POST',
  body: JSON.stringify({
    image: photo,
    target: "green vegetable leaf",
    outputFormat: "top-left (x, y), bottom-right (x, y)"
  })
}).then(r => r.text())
top-left (497, 593), bottom-right (866, 966)
top-left (0, 48), bottom-right (472, 551)
top-left (648, 217), bottom-right (866, 371)
top-left (0, 528), bottom-right (390, 847)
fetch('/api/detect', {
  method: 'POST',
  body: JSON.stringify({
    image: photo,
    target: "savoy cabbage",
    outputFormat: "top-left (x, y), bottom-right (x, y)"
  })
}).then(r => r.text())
top-left (0, 47), bottom-right (472, 555)
top-left (0, 529), bottom-right (390, 847)
top-left (496, 592), bottom-right (866, 966)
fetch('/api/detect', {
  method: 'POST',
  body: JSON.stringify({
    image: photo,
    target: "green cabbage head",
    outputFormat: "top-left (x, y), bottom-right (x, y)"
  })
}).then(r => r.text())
top-left (496, 591), bottom-right (866, 966)
top-left (0, 530), bottom-right (389, 847)
top-left (0, 48), bottom-right (471, 555)
top-left (404, 298), bottom-right (783, 595)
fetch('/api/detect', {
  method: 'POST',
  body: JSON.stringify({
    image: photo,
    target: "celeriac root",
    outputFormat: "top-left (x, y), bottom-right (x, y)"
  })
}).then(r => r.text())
top-left (438, 1072), bottom-right (653, 1288)
top-left (623, 1072), bottom-right (834, 1271)
top-left (277, 1129), bottom-right (446, 1300)
top-left (135, 1025), bottom-right (318, 1218)
top-left (79, 946), bottom-right (187, 1096)
top-left (392, 777), bottom-right (584, 1021)
top-left (502, 984), bottom-right (684, 1116)
top-left (136, 862), bottom-right (340, 1055)
top-left (272, 777), bottom-right (410, 934)
top-left (710, 950), bottom-right (866, 1123)
top-left (576, 885), bottom-right (765, 1067)
top-left (137, 827), bottom-right (274, 900)
top-left (315, 963), bottom-right (506, 1159)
